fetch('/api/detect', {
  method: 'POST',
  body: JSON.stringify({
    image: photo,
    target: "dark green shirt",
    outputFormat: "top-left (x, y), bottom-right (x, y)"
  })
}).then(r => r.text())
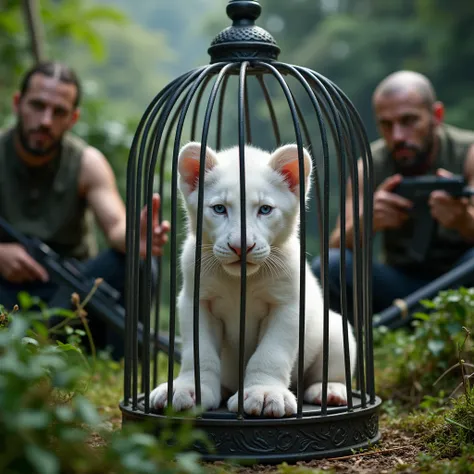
top-left (371, 123), bottom-right (474, 276)
top-left (0, 127), bottom-right (96, 260)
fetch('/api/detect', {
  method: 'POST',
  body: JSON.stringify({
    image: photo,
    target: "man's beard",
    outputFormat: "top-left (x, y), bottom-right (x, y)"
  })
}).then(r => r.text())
top-left (390, 126), bottom-right (435, 176)
top-left (16, 119), bottom-right (61, 157)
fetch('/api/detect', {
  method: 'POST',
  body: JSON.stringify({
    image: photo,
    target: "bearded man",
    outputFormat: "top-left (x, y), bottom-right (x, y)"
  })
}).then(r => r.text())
top-left (311, 70), bottom-right (474, 326)
top-left (0, 61), bottom-right (169, 356)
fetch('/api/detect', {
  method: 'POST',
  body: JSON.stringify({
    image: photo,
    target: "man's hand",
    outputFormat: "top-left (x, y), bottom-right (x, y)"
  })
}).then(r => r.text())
top-left (139, 193), bottom-right (171, 258)
top-left (0, 243), bottom-right (49, 283)
top-left (429, 168), bottom-right (470, 230)
top-left (373, 174), bottom-right (413, 232)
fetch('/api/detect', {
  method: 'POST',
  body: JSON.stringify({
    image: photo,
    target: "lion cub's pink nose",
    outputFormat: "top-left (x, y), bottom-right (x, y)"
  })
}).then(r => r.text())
top-left (228, 243), bottom-right (256, 256)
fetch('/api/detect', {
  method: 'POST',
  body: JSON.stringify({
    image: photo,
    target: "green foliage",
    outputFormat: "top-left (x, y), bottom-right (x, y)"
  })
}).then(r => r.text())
top-left (99, 0), bottom-right (215, 74)
top-left (378, 321), bottom-right (474, 470)
top-left (40, 0), bottom-right (129, 62)
top-left (394, 385), bottom-right (474, 466)
top-left (375, 287), bottom-right (474, 404)
top-left (0, 300), bottom-right (217, 474)
top-left (0, 0), bottom-right (129, 122)
top-left (258, 0), bottom-right (474, 142)
top-left (0, 307), bottom-right (98, 473)
top-left (0, 0), bottom-right (172, 126)
top-left (416, 448), bottom-right (474, 474)
top-left (425, 389), bottom-right (474, 458)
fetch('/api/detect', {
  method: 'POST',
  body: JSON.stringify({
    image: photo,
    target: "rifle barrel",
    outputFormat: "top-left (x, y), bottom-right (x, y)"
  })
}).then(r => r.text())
top-left (0, 216), bottom-right (180, 361)
top-left (374, 256), bottom-right (474, 328)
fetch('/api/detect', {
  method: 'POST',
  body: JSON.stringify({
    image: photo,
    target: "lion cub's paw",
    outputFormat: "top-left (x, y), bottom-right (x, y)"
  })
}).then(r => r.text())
top-left (150, 379), bottom-right (220, 412)
top-left (304, 382), bottom-right (348, 406)
top-left (227, 385), bottom-right (297, 417)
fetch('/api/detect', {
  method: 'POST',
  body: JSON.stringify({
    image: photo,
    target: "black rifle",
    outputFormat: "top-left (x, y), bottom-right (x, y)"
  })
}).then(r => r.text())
top-left (394, 175), bottom-right (474, 262)
top-left (0, 216), bottom-right (181, 362)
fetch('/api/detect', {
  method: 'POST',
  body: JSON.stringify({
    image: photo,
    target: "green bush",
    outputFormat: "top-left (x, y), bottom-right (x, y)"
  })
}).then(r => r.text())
top-left (374, 287), bottom-right (474, 404)
top-left (0, 298), bottom-right (217, 474)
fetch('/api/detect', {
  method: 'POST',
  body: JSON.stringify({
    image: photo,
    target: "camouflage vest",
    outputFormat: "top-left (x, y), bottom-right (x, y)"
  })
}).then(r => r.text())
top-left (0, 127), bottom-right (97, 260)
top-left (371, 124), bottom-right (474, 277)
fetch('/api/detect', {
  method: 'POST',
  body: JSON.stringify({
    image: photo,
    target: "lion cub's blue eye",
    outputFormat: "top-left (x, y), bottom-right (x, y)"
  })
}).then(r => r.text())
top-left (212, 204), bottom-right (227, 214)
top-left (258, 205), bottom-right (273, 215)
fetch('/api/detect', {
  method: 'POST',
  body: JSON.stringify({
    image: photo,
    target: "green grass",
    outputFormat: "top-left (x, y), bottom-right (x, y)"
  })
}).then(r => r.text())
top-left (3, 286), bottom-right (474, 473)
top-left (81, 346), bottom-right (474, 474)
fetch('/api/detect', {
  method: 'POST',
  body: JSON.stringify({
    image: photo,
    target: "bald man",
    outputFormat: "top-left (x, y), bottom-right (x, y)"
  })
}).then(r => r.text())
top-left (312, 70), bottom-right (474, 327)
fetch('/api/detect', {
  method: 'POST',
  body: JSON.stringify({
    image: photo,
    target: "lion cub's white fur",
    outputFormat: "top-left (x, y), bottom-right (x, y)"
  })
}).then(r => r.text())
top-left (150, 142), bottom-right (356, 417)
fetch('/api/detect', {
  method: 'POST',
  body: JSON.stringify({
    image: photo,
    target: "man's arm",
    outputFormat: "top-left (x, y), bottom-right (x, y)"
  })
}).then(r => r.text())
top-left (79, 147), bottom-right (169, 256)
top-left (458, 143), bottom-right (474, 241)
top-left (430, 143), bottom-right (474, 243)
top-left (328, 160), bottom-right (365, 250)
top-left (79, 147), bottom-right (128, 253)
top-left (329, 160), bottom-right (411, 249)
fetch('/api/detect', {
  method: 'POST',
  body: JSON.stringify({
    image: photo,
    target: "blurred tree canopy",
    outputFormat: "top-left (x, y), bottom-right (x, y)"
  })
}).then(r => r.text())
top-left (259, 0), bottom-right (474, 141)
top-left (3, 0), bottom-right (473, 185)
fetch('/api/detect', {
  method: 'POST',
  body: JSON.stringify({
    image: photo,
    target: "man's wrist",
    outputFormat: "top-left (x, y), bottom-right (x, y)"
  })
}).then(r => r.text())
top-left (455, 207), bottom-right (474, 242)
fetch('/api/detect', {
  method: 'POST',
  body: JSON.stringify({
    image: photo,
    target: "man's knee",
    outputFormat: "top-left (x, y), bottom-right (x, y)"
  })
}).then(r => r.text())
top-left (456, 247), bottom-right (474, 265)
top-left (312, 249), bottom-right (352, 285)
top-left (83, 249), bottom-right (126, 291)
top-left (0, 280), bottom-right (20, 310)
top-left (450, 247), bottom-right (474, 288)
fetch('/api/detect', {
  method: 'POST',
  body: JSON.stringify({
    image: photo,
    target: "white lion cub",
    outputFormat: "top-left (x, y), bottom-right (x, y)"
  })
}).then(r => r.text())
top-left (150, 142), bottom-right (357, 417)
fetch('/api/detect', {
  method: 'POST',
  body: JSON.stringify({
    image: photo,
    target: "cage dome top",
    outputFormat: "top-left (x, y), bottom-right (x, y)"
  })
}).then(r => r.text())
top-left (208, 0), bottom-right (281, 63)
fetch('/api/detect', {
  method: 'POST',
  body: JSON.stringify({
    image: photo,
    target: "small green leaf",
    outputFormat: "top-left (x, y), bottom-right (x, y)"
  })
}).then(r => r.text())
top-left (419, 299), bottom-right (437, 309)
top-left (55, 405), bottom-right (74, 423)
top-left (15, 410), bottom-right (50, 429)
top-left (83, 6), bottom-right (129, 23)
top-left (45, 307), bottom-right (77, 319)
top-left (74, 395), bottom-right (102, 427)
top-left (176, 451), bottom-right (203, 472)
top-left (447, 293), bottom-right (462, 303)
top-left (9, 317), bottom-right (29, 339)
top-left (31, 320), bottom-right (50, 338)
top-left (25, 445), bottom-right (60, 474)
top-left (446, 322), bottom-right (462, 336)
top-left (128, 432), bottom-right (158, 448)
top-left (121, 452), bottom-right (156, 473)
top-left (58, 427), bottom-right (87, 443)
top-left (427, 340), bottom-right (445, 357)
top-left (22, 336), bottom-right (40, 346)
top-left (18, 291), bottom-right (33, 310)
top-left (413, 312), bottom-right (430, 321)
top-left (56, 341), bottom-right (82, 354)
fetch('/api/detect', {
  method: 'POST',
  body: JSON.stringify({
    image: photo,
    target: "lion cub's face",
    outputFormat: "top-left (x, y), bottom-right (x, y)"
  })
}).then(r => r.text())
top-left (178, 143), bottom-right (312, 277)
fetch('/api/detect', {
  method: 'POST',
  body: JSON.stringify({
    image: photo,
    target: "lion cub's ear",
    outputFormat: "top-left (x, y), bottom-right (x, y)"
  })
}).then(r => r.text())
top-left (269, 144), bottom-right (312, 196)
top-left (178, 142), bottom-right (218, 195)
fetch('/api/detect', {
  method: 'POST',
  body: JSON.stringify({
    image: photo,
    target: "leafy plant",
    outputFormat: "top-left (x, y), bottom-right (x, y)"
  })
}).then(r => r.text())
top-left (374, 287), bottom-right (474, 405)
top-left (0, 297), bottom-right (218, 474)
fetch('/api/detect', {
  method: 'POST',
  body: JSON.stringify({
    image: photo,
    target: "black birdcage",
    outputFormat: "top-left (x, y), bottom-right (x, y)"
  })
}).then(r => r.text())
top-left (120, 0), bottom-right (381, 464)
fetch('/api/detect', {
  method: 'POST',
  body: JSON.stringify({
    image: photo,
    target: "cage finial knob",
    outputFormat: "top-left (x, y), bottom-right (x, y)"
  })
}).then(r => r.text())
top-left (226, 0), bottom-right (261, 24)
top-left (208, 0), bottom-right (280, 64)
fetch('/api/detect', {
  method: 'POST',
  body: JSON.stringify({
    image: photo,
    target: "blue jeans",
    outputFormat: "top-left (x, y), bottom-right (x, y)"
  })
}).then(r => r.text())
top-left (0, 249), bottom-right (126, 359)
top-left (311, 247), bottom-right (474, 327)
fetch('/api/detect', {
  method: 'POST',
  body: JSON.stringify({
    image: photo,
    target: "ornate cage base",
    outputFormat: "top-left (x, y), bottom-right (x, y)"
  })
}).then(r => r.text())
top-left (120, 393), bottom-right (382, 464)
